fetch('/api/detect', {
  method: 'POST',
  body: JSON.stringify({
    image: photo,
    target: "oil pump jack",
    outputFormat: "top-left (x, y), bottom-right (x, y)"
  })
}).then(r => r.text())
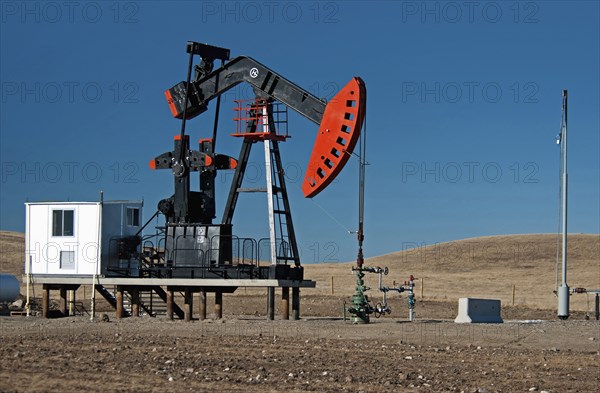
top-left (114, 42), bottom-right (367, 281)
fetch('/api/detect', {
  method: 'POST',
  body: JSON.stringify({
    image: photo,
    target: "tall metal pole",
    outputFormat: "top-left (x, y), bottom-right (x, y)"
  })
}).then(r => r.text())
top-left (91, 190), bottom-right (103, 320)
top-left (349, 113), bottom-right (371, 324)
top-left (356, 117), bottom-right (366, 268)
top-left (25, 256), bottom-right (31, 317)
top-left (263, 105), bottom-right (277, 265)
top-left (557, 90), bottom-right (570, 320)
top-left (176, 46), bottom-right (196, 163)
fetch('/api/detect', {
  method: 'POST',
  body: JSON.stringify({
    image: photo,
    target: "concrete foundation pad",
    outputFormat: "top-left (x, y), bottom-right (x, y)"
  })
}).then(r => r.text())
top-left (454, 298), bottom-right (503, 323)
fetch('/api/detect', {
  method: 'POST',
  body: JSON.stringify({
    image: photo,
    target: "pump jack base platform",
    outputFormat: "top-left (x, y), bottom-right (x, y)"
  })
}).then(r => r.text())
top-left (25, 275), bottom-right (315, 322)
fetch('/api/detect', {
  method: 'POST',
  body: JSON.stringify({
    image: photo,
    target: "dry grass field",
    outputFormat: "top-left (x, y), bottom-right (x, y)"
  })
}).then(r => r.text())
top-left (1, 231), bottom-right (599, 392)
top-left (305, 233), bottom-right (600, 312)
top-left (0, 231), bottom-right (24, 278)
top-left (1, 231), bottom-right (599, 314)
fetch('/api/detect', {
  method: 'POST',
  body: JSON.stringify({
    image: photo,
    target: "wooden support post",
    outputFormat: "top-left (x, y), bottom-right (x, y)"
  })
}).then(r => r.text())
top-left (184, 288), bottom-right (193, 322)
top-left (215, 291), bottom-right (223, 319)
top-left (199, 290), bottom-right (207, 321)
top-left (130, 288), bottom-right (140, 317)
top-left (116, 286), bottom-right (124, 319)
top-left (166, 289), bottom-right (174, 320)
top-left (421, 278), bottom-right (424, 299)
top-left (42, 284), bottom-right (50, 319)
top-left (267, 287), bottom-right (275, 320)
top-left (331, 276), bottom-right (334, 295)
top-left (282, 287), bottom-right (289, 320)
top-left (69, 289), bottom-right (76, 316)
top-left (595, 293), bottom-right (599, 321)
top-left (512, 285), bottom-right (516, 306)
top-left (59, 287), bottom-right (68, 317)
top-left (292, 287), bottom-right (300, 320)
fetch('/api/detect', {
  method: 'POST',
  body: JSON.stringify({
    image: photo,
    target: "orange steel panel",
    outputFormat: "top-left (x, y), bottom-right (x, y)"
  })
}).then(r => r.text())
top-left (164, 90), bottom-right (178, 118)
top-left (302, 77), bottom-right (366, 198)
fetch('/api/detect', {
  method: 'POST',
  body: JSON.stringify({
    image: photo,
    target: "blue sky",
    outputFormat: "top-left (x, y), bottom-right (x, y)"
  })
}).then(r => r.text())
top-left (1, 1), bottom-right (599, 263)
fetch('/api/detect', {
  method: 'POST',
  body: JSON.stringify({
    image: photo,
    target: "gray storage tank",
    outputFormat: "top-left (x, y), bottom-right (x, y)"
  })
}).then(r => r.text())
top-left (0, 274), bottom-right (20, 302)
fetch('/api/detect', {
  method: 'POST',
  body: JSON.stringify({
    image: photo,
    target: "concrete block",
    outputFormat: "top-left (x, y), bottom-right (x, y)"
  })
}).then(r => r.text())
top-left (454, 298), bottom-right (503, 323)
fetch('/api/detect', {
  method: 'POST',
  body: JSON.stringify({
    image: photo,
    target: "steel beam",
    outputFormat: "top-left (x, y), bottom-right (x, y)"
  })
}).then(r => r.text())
top-left (282, 287), bottom-right (289, 320)
top-left (130, 288), bottom-right (140, 317)
top-left (292, 287), bottom-right (300, 320)
top-left (222, 138), bottom-right (254, 226)
top-left (59, 287), bottom-right (68, 317)
top-left (264, 137), bottom-right (277, 265)
top-left (166, 289), bottom-right (174, 320)
top-left (170, 56), bottom-right (326, 124)
top-left (25, 276), bottom-right (316, 288)
top-left (267, 287), bottom-right (275, 320)
top-left (116, 287), bottom-right (124, 319)
top-left (270, 139), bottom-right (301, 266)
top-left (42, 284), bottom-right (49, 319)
top-left (215, 291), bottom-right (223, 319)
top-left (199, 290), bottom-right (207, 320)
top-left (69, 289), bottom-right (76, 316)
top-left (184, 288), bottom-right (193, 321)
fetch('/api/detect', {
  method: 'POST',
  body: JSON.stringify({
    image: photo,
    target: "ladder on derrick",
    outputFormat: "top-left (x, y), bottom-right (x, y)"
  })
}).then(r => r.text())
top-left (224, 99), bottom-right (300, 267)
top-left (266, 136), bottom-right (300, 266)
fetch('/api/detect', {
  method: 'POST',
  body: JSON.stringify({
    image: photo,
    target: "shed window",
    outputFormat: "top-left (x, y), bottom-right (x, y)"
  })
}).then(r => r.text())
top-left (52, 210), bottom-right (74, 236)
top-left (60, 251), bottom-right (75, 269)
top-left (126, 208), bottom-right (140, 226)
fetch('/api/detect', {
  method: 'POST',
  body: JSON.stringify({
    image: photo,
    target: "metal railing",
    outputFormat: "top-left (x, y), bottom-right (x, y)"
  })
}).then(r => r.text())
top-left (258, 237), bottom-right (293, 264)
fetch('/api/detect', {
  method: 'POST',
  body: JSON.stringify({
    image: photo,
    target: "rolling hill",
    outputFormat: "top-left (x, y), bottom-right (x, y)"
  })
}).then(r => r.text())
top-left (305, 233), bottom-right (600, 311)
top-left (1, 231), bottom-right (598, 311)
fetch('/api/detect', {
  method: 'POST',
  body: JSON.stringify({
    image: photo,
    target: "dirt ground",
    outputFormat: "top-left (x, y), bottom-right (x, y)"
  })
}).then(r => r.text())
top-left (1, 300), bottom-right (599, 393)
top-left (1, 232), bottom-right (599, 391)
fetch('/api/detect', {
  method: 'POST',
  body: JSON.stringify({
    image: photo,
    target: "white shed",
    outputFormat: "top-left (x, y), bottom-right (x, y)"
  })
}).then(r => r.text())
top-left (25, 200), bottom-right (143, 276)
